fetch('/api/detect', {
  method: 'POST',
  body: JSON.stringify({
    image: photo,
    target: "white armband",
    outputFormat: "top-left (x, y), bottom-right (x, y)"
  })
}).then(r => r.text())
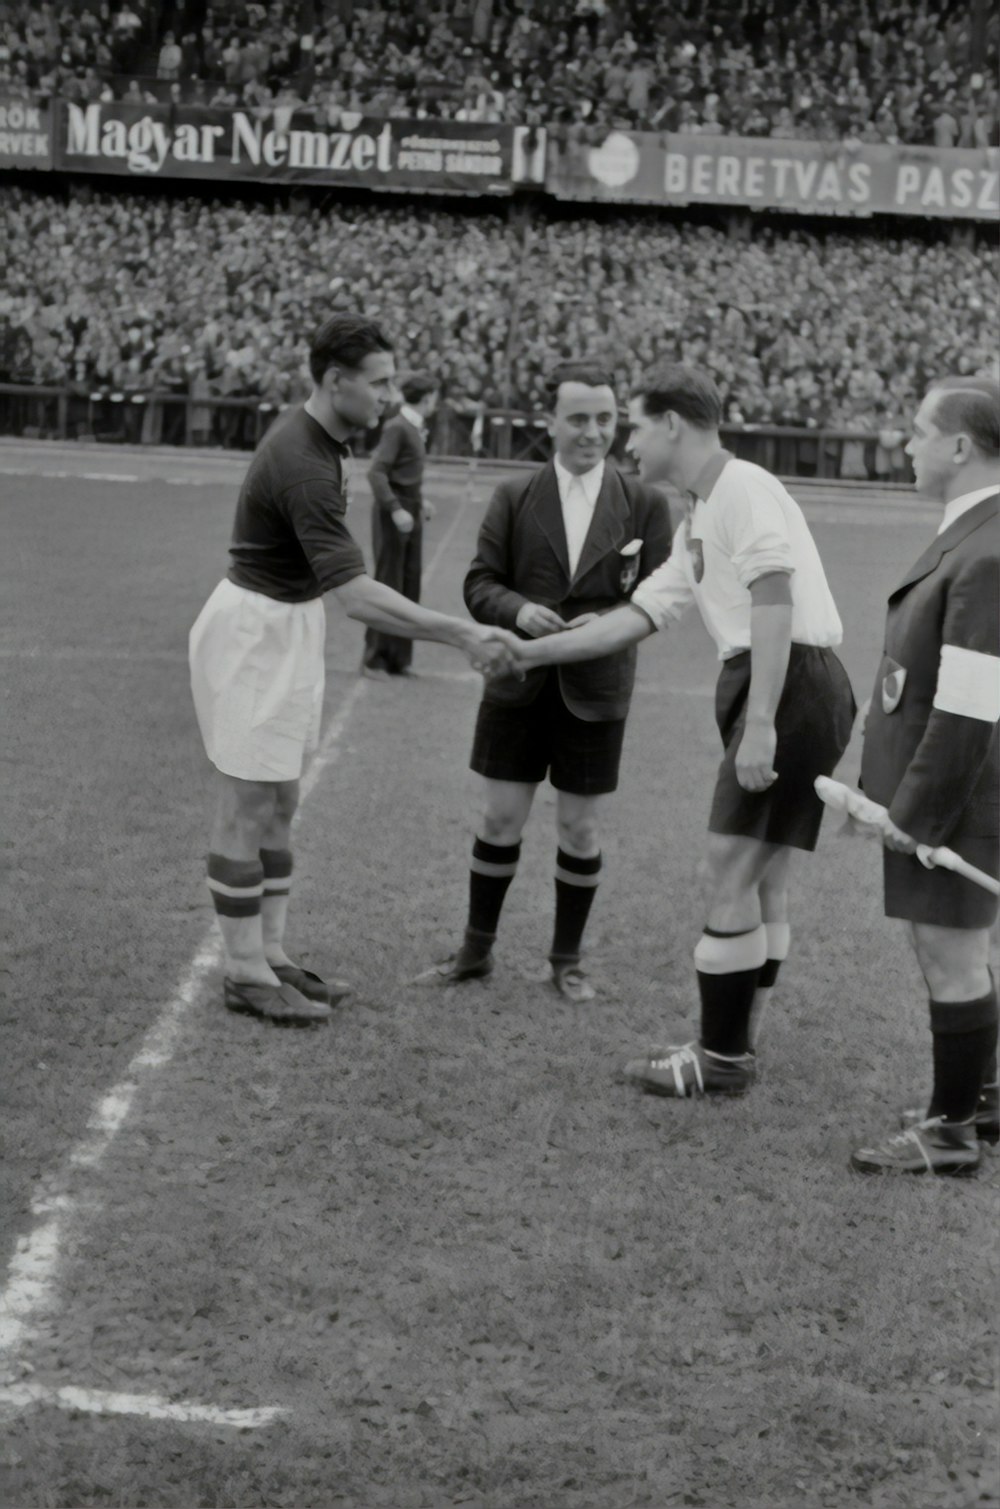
top-left (933, 644), bottom-right (1000, 723)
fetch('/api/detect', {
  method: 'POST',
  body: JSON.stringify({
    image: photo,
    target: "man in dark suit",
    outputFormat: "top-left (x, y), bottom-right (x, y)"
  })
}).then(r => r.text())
top-left (418, 360), bottom-right (671, 1001)
top-left (362, 371), bottom-right (440, 678)
top-left (852, 376), bottom-right (999, 1176)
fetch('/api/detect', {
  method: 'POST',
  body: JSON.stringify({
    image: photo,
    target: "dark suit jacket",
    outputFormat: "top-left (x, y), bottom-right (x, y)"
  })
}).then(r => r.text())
top-left (464, 460), bottom-right (672, 721)
top-left (861, 492), bottom-right (999, 851)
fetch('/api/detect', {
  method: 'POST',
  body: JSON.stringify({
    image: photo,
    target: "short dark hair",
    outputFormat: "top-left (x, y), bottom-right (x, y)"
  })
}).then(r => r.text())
top-left (544, 359), bottom-right (616, 411)
top-left (308, 313), bottom-right (394, 385)
top-left (633, 361), bottom-right (722, 431)
top-left (400, 370), bottom-right (440, 405)
top-left (927, 377), bottom-right (1000, 459)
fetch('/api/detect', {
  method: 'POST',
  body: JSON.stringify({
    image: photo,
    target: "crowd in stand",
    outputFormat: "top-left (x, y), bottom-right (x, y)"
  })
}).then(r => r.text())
top-left (1, 187), bottom-right (995, 445)
top-left (1, 0), bottom-right (997, 147)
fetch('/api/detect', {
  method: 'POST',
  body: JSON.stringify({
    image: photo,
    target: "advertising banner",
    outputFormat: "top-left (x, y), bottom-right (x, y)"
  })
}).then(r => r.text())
top-left (547, 130), bottom-right (1000, 220)
top-left (0, 95), bottom-right (52, 169)
top-left (54, 101), bottom-right (545, 194)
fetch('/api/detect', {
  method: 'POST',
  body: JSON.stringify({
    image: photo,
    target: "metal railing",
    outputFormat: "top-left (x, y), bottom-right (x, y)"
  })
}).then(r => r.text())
top-left (0, 385), bottom-right (906, 483)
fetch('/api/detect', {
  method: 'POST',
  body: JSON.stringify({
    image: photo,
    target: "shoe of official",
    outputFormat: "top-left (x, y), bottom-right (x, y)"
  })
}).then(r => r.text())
top-left (850, 1116), bottom-right (981, 1176)
top-left (899, 1084), bottom-right (1000, 1146)
top-left (271, 962), bottom-right (353, 1008)
top-left (223, 978), bottom-right (333, 1027)
top-left (550, 961), bottom-right (596, 1003)
top-left (411, 946), bottom-right (494, 986)
top-left (623, 1041), bottom-right (757, 1098)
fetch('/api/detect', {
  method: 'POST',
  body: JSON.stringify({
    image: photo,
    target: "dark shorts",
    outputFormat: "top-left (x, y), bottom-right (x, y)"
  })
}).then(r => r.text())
top-left (470, 672), bottom-right (626, 796)
top-left (708, 644), bottom-right (857, 852)
top-left (884, 836), bottom-right (999, 929)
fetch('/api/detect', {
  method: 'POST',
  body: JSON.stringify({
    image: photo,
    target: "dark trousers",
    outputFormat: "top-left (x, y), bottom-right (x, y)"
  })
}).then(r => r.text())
top-left (363, 510), bottom-right (423, 672)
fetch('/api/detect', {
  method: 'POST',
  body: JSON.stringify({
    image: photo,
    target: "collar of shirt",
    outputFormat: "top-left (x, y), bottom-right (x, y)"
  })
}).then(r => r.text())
top-left (938, 484), bottom-right (999, 534)
top-left (553, 455), bottom-right (605, 508)
top-left (399, 403), bottom-right (426, 433)
top-left (687, 448), bottom-right (734, 508)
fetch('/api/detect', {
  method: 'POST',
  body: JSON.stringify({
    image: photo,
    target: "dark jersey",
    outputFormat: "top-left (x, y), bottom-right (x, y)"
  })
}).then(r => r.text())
top-left (227, 406), bottom-right (367, 602)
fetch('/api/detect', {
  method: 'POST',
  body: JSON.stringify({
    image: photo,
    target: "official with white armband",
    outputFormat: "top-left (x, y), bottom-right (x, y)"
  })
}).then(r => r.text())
top-left (851, 376), bottom-right (1000, 1177)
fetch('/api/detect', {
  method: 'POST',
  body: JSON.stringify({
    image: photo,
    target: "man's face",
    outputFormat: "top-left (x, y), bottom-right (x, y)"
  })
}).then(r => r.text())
top-left (329, 350), bottom-right (397, 429)
top-left (625, 396), bottom-right (677, 483)
top-left (904, 391), bottom-right (959, 500)
top-left (547, 381), bottom-right (617, 474)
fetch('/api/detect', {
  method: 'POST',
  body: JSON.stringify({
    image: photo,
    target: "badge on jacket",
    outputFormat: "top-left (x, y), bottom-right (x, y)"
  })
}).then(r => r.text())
top-left (619, 538), bottom-right (643, 593)
top-left (881, 658), bottom-right (907, 714)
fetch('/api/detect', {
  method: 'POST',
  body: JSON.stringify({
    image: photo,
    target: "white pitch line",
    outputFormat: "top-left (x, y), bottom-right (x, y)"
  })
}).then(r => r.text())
top-left (0, 467), bottom-right (140, 482)
top-left (0, 488), bottom-right (475, 1403)
top-left (0, 1383), bottom-right (286, 1429)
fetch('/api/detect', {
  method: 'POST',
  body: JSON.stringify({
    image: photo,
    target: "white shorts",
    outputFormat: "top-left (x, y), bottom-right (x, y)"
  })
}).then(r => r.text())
top-left (189, 579), bottom-right (325, 782)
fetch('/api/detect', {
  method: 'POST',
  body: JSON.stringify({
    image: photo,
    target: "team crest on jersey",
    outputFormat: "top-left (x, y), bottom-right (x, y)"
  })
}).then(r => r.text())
top-left (688, 536), bottom-right (705, 583)
top-left (881, 662), bottom-right (907, 714)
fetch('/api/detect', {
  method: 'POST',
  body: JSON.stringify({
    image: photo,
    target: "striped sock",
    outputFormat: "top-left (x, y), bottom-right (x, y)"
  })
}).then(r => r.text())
top-left (260, 848), bottom-right (293, 957)
top-left (695, 925), bottom-right (768, 1057)
top-left (550, 849), bottom-right (602, 965)
top-left (464, 837), bottom-right (520, 956)
top-left (206, 854), bottom-right (264, 917)
top-left (758, 921), bottom-right (791, 989)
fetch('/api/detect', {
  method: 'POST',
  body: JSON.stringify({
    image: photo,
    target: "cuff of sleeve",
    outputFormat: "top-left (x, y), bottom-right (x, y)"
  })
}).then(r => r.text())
top-left (629, 583), bottom-right (676, 631)
top-left (736, 556), bottom-right (793, 590)
top-left (318, 565), bottom-right (367, 592)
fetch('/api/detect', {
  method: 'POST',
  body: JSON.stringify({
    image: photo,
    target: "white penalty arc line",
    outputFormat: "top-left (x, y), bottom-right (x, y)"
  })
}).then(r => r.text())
top-left (0, 490), bottom-right (476, 1415)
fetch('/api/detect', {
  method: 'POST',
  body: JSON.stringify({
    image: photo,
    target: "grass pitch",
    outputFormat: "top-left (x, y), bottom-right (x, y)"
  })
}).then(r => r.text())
top-left (0, 446), bottom-right (996, 1509)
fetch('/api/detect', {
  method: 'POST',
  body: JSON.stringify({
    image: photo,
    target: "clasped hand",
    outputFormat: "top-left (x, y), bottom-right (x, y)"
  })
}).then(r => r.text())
top-left (465, 626), bottom-right (526, 681)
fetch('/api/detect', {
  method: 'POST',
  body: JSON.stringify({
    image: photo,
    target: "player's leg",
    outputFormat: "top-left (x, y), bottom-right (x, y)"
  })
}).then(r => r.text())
top-left (416, 777), bottom-right (537, 983)
top-left (256, 778), bottom-right (354, 1005)
top-left (852, 924), bottom-right (993, 1175)
top-left (748, 846), bottom-right (793, 1050)
top-left (624, 833), bottom-right (776, 1098)
top-left (549, 790), bottom-right (604, 1002)
top-left (208, 772), bottom-right (280, 986)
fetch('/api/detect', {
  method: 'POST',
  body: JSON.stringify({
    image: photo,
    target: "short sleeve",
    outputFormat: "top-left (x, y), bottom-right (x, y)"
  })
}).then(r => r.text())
top-left (717, 471), bottom-right (794, 588)
top-left (283, 476), bottom-right (366, 591)
top-left (630, 538), bottom-right (694, 630)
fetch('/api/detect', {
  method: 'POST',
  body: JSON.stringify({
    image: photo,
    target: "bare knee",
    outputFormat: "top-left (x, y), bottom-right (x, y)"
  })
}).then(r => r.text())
top-left (556, 809), bottom-right (600, 857)
top-left (479, 784), bottom-right (533, 847)
top-left (912, 924), bottom-right (991, 1001)
top-left (263, 779), bottom-right (299, 844)
top-left (213, 778), bottom-right (277, 854)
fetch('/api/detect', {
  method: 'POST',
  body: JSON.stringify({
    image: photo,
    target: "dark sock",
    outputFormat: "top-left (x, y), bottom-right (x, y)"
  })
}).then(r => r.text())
top-left (757, 958), bottom-right (782, 989)
top-left (463, 837), bottom-right (520, 957)
top-left (549, 849), bottom-right (602, 965)
top-left (927, 990), bottom-right (1000, 1123)
top-left (695, 926), bottom-right (767, 1057)
top-left (206, 853), bottom-right (264, 917)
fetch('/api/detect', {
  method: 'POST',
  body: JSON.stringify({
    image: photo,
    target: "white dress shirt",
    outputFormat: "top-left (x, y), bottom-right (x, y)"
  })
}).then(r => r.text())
top-left (553, 456), bottom-right (605, 576)
top-left (631, 453), bottom-right (843, 660)
top-left (937, 484), bottom-right (998, 535)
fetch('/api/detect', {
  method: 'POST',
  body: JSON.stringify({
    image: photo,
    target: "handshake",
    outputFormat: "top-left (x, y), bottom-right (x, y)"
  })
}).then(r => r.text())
top-left (461, 601), bottom-right (600, 681)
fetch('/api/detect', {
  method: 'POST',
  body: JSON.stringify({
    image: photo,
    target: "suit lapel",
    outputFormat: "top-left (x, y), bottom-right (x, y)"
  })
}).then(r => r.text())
top-left (527, 462), bottom-right (571, 580)
top-left (572, 466), bottom-right (630, 586)
top-left (891, 493), bottom-right (999, 599)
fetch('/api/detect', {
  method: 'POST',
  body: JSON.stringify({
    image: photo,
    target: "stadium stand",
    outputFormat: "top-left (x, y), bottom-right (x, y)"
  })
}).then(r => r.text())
top-left (1, 0), bottom-right (997, 145)
top-left (1, 188), bottom-right (995, 444)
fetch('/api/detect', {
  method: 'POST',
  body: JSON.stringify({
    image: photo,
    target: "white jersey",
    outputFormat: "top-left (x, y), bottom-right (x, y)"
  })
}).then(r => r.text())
top-left (630, 453), bottom-right (843, 660)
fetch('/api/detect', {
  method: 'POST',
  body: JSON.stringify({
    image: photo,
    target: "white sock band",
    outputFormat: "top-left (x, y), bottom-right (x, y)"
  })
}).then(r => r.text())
top-left (694, 925), bottom-right (768, 975)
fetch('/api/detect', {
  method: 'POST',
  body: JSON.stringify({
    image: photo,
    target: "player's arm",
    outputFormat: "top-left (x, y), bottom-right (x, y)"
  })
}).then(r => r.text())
top-left (517, 603), bottom-right (655, 666)
top-left (736, 571), bottom-right (793, 793)
top-left (332, 574), bottom-right (522, 677)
